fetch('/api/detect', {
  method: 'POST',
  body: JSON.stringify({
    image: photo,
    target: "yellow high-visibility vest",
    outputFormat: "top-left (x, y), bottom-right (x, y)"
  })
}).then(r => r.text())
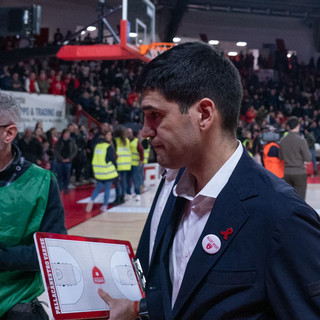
top-left (143, 138), bottom-right (151, 164)
top-left (92, 142), bottom-right (118, 180)
top-left (130, 138), bottom-right (140, 166)
top-left (115, 137), bottom-right (132, 171)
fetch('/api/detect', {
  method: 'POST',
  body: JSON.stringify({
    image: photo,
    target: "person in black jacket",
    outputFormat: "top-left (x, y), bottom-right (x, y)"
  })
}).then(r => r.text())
top-left (54, 128), bottom-right (78, 193)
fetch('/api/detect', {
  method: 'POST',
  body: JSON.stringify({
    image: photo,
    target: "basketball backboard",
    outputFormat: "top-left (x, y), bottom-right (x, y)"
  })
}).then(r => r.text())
top-left (57, 0), bottom-right (156, 62)
top-left (124, 0), bottom-right (155, 47)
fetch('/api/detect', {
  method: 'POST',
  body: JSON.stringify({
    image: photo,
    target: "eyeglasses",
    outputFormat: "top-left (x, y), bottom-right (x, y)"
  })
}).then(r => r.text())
top-left (0, 124), bottom-right (12, 128)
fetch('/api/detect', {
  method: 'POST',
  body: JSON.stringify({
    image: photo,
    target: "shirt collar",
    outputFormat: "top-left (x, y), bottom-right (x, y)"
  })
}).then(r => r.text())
top-left (173, 140), bottom-right (243, 200)
top-left (160, 166), bottom-right (180, 182)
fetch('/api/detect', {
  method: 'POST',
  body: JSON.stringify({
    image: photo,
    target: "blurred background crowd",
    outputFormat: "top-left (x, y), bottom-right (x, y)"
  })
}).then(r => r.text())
top-left (1, 43), bottom-right (320, 198)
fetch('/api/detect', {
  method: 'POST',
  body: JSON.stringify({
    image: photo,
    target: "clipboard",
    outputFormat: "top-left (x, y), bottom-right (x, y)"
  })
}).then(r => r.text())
top-left (34, 232), bottom-right (145, 319)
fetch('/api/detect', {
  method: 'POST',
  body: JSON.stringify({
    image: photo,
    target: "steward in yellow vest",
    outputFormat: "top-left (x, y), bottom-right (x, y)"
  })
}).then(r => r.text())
top-left (113, 126), bottom-right (132, 203)
top-left (114, 136), bottom-right (132, 171)
top-left (126, 128), bottom-right (144, 200)
top-left (92, 142), bottom-right (118, 181)
top-left (86, 135), bottom-right (118, 213)
top-left (142, 137), bottom-right (151, 164)
top-left (130, 137), bottom-right (141, 166)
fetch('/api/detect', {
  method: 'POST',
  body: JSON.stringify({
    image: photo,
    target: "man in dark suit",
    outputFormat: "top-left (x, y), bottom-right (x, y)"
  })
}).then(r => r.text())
top-left (99, 42), bottom-right (320, 319)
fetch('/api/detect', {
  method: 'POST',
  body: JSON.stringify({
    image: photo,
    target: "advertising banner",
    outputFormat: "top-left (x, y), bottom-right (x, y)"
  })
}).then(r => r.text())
top-left (3, 90), bottom-right (67, 132)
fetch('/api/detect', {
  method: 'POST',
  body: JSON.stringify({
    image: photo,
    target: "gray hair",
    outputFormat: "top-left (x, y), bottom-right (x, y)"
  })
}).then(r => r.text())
top-left (0, 91), bottom-right (21, 125)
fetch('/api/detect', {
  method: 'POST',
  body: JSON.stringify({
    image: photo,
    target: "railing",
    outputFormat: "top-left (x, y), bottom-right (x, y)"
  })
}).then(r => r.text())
top-left (66, 97), bottom-right (101, 130)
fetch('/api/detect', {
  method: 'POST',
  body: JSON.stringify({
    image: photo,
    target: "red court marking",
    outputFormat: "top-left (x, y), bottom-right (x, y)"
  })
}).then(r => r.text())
top-left (307, 177), bottom-right (320, 184)
top-left (60, 184), bottom-right (113, 229)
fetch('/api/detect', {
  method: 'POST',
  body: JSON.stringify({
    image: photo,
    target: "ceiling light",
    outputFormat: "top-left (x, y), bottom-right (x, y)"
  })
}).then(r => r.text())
top-left (173, 37), bottom-right (181, 43)
top-left (228, 51), bottom-right (238, 56)
top-left (87, 26), bottom-right (96, 32)
top-left (236, 42), bottom-right (247, 47)
top-left (129, 32), bottom-right (137, 38)
top-left (209, 40), bottom-right (219, 45)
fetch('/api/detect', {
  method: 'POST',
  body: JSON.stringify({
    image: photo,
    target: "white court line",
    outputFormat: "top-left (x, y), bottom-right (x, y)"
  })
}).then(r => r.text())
top-left (77, 189), bottom-right (116, 204)
top-left (106, 207), bottom-right (150, 213)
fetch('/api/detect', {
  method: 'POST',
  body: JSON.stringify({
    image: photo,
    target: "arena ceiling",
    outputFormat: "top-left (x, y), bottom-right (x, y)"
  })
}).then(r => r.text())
top-left (156, 0), bottom-right (320, 18)
top-left (152, 0), bottom-right (320, 42)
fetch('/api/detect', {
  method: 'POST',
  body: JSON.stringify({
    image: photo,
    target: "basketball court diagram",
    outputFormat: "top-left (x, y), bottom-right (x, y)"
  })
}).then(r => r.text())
top-left (43, 238), bottom-right (142, 314)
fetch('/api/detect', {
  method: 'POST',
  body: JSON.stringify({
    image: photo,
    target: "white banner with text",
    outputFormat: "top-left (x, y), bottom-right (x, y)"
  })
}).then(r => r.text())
top-left (3, 90), bottom-right (67, 132)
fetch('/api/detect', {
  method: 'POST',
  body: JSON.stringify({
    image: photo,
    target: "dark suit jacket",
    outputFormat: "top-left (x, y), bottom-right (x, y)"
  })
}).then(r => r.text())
top-left (136, 149), bottom-right (320, 320)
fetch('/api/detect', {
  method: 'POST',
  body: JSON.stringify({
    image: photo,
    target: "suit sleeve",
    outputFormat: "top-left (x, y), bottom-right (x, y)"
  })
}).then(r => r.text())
top-left (266, 203), bottom-right (320, 319)
top-left (0, 174), bottom-right (67, 272)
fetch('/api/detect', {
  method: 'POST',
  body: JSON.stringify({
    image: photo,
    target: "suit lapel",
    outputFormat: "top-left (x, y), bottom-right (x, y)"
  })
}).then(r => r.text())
top-left (159, 196), bottom-right (188, 319)
top-left (150, 169), bottom-right (185, 266)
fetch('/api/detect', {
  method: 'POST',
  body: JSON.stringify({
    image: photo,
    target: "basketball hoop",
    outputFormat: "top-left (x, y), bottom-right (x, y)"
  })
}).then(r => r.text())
top-left (140, 42), bottom-right (176, 59)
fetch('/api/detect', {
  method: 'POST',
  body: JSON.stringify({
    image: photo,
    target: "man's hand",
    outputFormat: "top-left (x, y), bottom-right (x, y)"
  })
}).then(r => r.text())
top-left (98, 288), bottom-right (138, 320)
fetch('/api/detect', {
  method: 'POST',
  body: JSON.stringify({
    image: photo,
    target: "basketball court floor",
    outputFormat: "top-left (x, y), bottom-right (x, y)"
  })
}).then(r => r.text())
top-left (63, 175), bottom-right (320, 253)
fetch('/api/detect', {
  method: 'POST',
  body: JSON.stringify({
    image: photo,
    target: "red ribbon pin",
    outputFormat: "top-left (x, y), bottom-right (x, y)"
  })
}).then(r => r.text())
top-left (221, 228), bottom-right (233, 240)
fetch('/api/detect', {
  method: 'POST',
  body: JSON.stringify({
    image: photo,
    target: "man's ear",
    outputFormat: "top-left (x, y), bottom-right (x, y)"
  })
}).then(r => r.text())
top-left (198, 98), bottom-right (216, 131)
top-left (3, 125), bottom-right (18, 144)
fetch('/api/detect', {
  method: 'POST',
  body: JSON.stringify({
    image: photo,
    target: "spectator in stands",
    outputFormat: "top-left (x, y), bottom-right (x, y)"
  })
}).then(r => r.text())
top-left (53, 28), bottom-right (63, 45)
top-left (34, 127), bottom-right (45, 143)
top-left (90, 95), bottom-right (102, 119)
top-left (46, 127), bottom-right (58, 173)
top-left (25, 72), bottom-right (40, 93)
top-left (65, 72), bottom-right (80, 100)
top-left (46, 127), bottom-right (58, 149)
top-left (0, 66), bottom-right (12, 90)
top-left (50, 74), bottom-right (66, 95)
top-left (47, 69), bottom-right (56, 87)
top-left (245, 105), bottom-right (257, 124)
top-left (99, 98), bottom-right (113, 123)
top-left (77, 90), bottom-right (91, 113)
top-left (116, 97), bottom-right (130, 124)
top-left (17, 128), bottom-right (43, 165)
top-left (8, 73), bottom-right (24, 92)
top-left (11, 61), bottom-right (25, 79)
top-left (38, 71), bottom-right (50, 94)
top-left (54, 128), bottom-right (78, 194)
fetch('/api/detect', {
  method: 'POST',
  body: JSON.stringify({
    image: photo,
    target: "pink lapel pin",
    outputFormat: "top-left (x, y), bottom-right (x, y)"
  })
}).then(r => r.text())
top-left (221, 228), bottom-right (233, 240)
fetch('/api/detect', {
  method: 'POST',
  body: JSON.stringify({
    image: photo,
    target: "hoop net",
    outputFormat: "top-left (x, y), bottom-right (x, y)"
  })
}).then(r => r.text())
top-left (140, 42), bottom-right (176, 59)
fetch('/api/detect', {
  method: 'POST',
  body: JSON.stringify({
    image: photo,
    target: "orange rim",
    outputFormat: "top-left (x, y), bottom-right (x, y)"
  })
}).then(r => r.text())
top-left (140, 42), bottom-right (176, 56)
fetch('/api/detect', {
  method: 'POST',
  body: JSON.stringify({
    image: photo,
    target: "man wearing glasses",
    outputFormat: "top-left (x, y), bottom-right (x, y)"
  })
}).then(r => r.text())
top-left (0, 92), bottom-right (67, 320)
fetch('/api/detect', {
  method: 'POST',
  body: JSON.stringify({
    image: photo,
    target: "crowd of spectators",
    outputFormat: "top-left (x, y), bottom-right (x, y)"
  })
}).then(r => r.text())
top-left (1, 43), bottom-right (320, 186)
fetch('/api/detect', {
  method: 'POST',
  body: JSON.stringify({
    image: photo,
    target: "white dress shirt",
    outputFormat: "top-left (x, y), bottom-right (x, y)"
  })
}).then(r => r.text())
top-left (149, 167), bottom-right (180, 263)
top-left (169, 141), bottom-right (243, 307)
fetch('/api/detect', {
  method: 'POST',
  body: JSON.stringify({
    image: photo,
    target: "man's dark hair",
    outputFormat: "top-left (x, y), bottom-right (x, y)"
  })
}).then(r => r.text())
top-left (287, 116), bottom-right (299, 130)
top-left (136, 42), bottom-right (243, 135)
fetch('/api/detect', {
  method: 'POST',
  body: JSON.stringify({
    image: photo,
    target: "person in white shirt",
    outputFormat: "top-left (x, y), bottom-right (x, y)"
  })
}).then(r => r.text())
top-left (98, 42), bottom-right (320, 320)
